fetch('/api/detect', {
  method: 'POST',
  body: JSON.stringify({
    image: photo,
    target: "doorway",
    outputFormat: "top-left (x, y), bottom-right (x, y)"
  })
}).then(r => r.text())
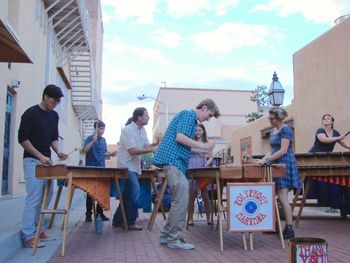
top-left (2, 91), bottom-right (13, 195)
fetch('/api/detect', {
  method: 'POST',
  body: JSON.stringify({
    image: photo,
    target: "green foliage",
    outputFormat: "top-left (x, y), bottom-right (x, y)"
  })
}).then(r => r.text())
top-left (246, 85), bottom-right (271, 123)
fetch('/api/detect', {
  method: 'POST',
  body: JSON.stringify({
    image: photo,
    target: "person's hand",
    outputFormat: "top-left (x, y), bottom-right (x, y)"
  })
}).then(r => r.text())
top-left (40, 156), bottom-right (53, 165)
top-left (57, 152), bottom-right (68, 160)
top-left (204, 140), bottom-right (215, 151)
top-left (257, 154), bottom-right (271, 166)
top-left (150, 146), bottom-right (157, 152)
top-left (338, 134), bottom-right (346, 141)
top-left (257, 158), bottom-right (266, 166)
top-left (205, 160), bottom-right (212, 167)
top-left (110, 150), bottom-right (117, 157)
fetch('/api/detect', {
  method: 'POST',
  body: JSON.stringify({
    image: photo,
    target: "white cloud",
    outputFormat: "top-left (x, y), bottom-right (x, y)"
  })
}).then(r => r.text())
top-left (208, 67), bottom-right (248, 79)
top-left (252, 0), bottom-right (350, 24)
top-left (102, 0), bottom-right (242, 23)
top-left (150, 28), bottom-right (182, 48)
top-left (215, 0), bottom-right (240, 16)
top-left (167, 0), bottom-right (210, 17)
top-left (167, 0), bottom-right (241, 17)
top-left (101, 0), bottom-right (158, 25)
top-left (191, 22), bottom-right (283, 54)
top-left (198, 61), bottom-right (293, 87)
top-left (129, 46), bottom-right (170, 64)
top-left (104, 37), bottom-right (171, 64)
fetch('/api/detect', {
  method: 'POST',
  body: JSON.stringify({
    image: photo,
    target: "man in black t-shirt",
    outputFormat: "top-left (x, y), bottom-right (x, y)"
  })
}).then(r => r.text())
top-left (18, 84), bottom-right (67, 248)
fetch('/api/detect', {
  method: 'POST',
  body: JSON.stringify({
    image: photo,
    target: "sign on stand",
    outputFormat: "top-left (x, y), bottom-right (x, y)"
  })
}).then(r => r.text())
top-left (227, 182), bottom-right (275, 232)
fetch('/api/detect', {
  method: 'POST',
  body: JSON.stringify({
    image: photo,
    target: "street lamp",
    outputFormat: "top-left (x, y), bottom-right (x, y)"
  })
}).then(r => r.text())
top-left (137, 94), bottom-right (169, 127)
top-left (268, 71), bottom-right (285, 106)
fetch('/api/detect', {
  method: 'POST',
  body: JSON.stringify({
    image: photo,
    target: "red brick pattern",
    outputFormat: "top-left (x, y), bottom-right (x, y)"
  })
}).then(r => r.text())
top-left (50, 200), bottom-right (350, 263)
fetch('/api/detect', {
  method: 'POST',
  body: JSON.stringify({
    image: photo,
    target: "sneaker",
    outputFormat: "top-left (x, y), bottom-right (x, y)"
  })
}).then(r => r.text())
top-left (128, 223), bottom-right (143, 231)
top-left (160, 235), bottom-right (168, 245)
top-left (85, 215), bottom-right (92, 222)
top-left (39, 232), bottom-right (56, 241)
top-left (167, 238), bottom-right (195, 250)
top-left (24, 237), bottom-right (45, 248)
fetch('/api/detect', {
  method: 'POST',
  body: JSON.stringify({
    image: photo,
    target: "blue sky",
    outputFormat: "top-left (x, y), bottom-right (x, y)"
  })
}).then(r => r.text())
top-left (100, 0), bottom-right (349, 143)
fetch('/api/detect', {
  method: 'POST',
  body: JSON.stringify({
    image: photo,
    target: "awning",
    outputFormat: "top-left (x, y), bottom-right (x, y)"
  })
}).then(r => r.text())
top-left (0, 19), bottom-right (32, 63)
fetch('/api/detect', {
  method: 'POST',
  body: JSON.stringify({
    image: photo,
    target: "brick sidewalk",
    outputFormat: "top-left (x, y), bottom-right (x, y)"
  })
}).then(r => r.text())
top-left (50, 201), bottom-right (350, 263)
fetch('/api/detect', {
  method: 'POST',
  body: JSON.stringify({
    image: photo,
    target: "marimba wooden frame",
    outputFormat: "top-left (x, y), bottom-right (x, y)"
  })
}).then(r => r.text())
top-left (187, 164), bottom-right (286, 252)
top-left (31, 165), bottom-right (128, 257)
top-left (138, 169), bottom-right (168, 231)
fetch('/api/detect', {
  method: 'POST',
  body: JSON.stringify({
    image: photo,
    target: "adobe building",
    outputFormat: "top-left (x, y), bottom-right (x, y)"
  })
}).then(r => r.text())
top-left (230, 17), bottom-right (350, 164)
top-left (0, 0), bottom-right (103, 198)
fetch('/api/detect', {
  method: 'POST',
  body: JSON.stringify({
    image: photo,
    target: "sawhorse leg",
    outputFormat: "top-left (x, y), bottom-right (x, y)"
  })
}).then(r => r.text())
top-left (295, 176), bottom-right (311, 227)
top-left (186, 178), bottom-right (195, 230)
top-left (291, 174), bottom-right (305, 212)
top-left (148, 178), bottom-right (167, 230)
top-left (215, 174), bottom-right (224, 252)
top-left (115, 176), bottom-right (128, 231)
top-left (48, 185), bottom-right (63, 229)
top-left (275, 196), bottom-right (285, 249)
top-left (150, 176), bottom-right (166, 220)
top-left (32, 180), bottom-right (52, 256)
top-left (49, 186), bottom-right (63, 228)
top-left (61, 186), bottom-right (75, 231)
top-left (61, 173), bottom-right (73, 256)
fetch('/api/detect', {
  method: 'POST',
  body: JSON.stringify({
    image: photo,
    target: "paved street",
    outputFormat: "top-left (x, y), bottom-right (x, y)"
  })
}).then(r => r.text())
top-left (49, 199), bottom-right (350, 263)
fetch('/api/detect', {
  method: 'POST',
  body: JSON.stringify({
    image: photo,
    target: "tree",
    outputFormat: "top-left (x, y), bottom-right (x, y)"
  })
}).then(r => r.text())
top-left (245, 85), bottom-right (271, 123)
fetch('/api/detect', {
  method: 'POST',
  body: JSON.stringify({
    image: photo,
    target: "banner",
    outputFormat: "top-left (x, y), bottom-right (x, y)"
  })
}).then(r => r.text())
top-left (227, 183), bottom-right (275, 232)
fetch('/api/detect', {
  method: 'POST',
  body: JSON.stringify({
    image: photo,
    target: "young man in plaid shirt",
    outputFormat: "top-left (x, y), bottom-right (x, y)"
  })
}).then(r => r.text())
top-left (153, 99), bottom-right (220, 250)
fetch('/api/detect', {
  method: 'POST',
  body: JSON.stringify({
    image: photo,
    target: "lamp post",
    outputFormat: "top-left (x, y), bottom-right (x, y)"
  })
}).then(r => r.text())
top-left (137, 94), bottom-right (169, 127)
top-left (268, 71), bottom-right (285, 106)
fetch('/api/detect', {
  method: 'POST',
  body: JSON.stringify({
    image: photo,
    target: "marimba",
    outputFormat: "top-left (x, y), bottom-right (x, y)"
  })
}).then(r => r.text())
top-left (292, 152), bottom-right (350, 226)
top-left (32, 165), bottom-right (128, 256)
top-left (188, 164), bottom-right (286, 251)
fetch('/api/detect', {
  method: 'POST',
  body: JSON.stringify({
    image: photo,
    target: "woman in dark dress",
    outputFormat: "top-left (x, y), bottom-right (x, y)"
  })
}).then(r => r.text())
top-left (259, 107), bottom-right (301, 239)
top-left (308, 114), bottom-right (350, 214)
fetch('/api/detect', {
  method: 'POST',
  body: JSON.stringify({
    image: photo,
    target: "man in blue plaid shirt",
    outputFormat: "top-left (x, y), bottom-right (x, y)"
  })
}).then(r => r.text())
top-left (153, 99), bottom-right (220, 250)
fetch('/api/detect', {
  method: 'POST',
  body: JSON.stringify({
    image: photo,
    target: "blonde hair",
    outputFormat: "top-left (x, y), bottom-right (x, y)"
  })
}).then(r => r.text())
top-left (269, 106), bottom-right (288, 120)
top-left (196, 99), bottom-right (221, 118)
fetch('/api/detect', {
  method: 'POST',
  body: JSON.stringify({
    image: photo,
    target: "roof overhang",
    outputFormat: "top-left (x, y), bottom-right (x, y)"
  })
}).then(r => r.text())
top-left (0, 19), bottom-right (32, 63)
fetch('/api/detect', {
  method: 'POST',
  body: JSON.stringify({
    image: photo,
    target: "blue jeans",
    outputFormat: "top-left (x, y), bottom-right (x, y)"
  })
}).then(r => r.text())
top-left (113, 171), bottom-right (140, 225)
top-left (21, 158), bottom-right (53, 242)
